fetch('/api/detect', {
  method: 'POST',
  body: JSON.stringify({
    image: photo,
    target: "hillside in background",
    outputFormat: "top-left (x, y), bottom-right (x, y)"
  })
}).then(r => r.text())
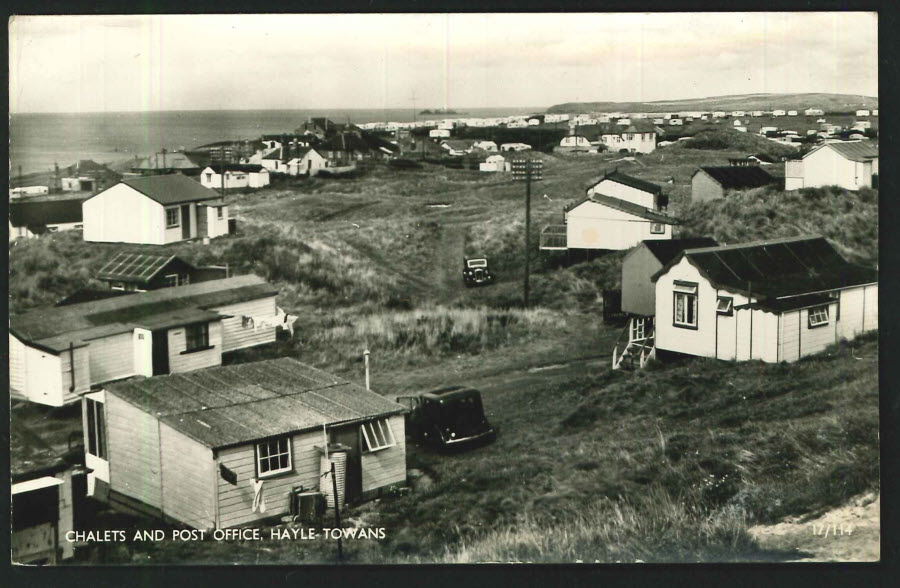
top-left (547, 93), bottom-right (878, 114)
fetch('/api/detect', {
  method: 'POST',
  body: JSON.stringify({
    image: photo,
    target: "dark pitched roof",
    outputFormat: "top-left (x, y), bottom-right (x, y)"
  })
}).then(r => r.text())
top-left (641, 237), bottom-right (719, 264)
top-left (569, 194), bottom-right (678, 225)
top-left (109, 174), bottom-right (221, 205)
top-left (204, 164), bottom-right (266, 173)
top-left (441, 139), bottom-right (477, 150)
top-left (55, 289), bottom-right (134, 307)
top-left (809, 141), bottom-right (878, 162)
top-left (9, 275), bottom-right (278, 352)
top-left (695, 166), bottom-right (774, 190)
top-left (9, 198), bottom-right (85, 228)
top-left (734, 293), bottom-right (836, 313)
top-left (651, 236), bottom-right (878, 300)
top-left (97, 252), bottom-right (196, 284)
top-left (106, 358), bottom-right (406, 449)
top-left (589, 170), bottom-right (662, 195)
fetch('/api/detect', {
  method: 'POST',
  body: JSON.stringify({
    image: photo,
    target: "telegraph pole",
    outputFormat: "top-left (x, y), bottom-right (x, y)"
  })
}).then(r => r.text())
top-left (512, 159), bottom-right (542, 308)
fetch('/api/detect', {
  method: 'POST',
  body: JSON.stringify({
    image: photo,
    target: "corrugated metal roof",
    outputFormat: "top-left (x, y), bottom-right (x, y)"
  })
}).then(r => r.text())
top-left (813, 141), bottom-right (878, 162)
top-left (696, 166), bottom-right (774, 190)
top-left (652, 236), bottom-right (878, 299)
top-left (107, 358), bottom-right (406, 449)
top-left (641, 238), bottom-right (719, 264)
top-left (113, 174), bottom-right (220, 205)
top-left (572, 194), bottom-right (679, 225)
top-left (9, 275), bottom-right (278, 352)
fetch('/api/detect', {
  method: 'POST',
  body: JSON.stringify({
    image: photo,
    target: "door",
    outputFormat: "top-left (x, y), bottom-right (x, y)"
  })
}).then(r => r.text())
top-left (151, 330), bottom-right (169, 375)
top-left (83, 391), bottom-right (109, 495)
top-left (180, 204), bottom-right (191, 239)
top-left (331, 425), bottom-right (363, 504)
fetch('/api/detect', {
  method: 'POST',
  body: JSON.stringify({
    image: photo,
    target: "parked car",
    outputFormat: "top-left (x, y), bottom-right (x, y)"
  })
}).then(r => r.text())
top-left (396, 386), bottom-right (496, 450)
top-left (463, 257), bottom-right (494, 287)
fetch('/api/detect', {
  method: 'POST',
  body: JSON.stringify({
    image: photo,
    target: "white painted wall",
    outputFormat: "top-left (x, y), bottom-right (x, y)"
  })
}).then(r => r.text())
top-left (566, 201), bottom-right (671, 250)
top-left (802, 145), bottom-right (876, 191)
top-left (83, 184), bottom-right (166, 244)
top-left (21, 344), bottom-right (65, 406)
top-left (133, 329), bottom-right (153, 377)
top-left (205, 205), bottom-right (230, 239)
top-left (654, 257), bottom-right (722, 359)
top-left (588, 179), bottom-right (656, 208)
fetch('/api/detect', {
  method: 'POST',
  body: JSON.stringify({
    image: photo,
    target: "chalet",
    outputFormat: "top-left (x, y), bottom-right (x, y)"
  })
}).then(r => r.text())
top-left (691, 166), bottom-right (774, 202)
top-left (563, 194), bottom-right (676, 251)
top-left (316, 132), bottom-right (375, 165)
top-left (479, 154), bottom-right (511, 173)
top-left (783, 141), bottom-right (878, 191)
top-left (8, 275), bottom-right (283, 407)
top-left (82, 358), bottom-right (407, 529)
top-left (9, 197), bottom-right (86, 241)
top-left (286, 147), bottom-right (328, 176)
top-left (441, 139), bottom-right (477, 156)
top-left (804, 108), bottom-right (824, 116)
top-left (83, 175), bottom-right (229, 245)
top-left (260, 149), bottom-right (289, 174)
top-left (748, 153), bottom-right (778, 165)
top-left (586, 170), bottom-right (668, 210)
top-left (131, 152), bottom-right (201, 177)
top-left (472, 140), bottom-right (498, 152)
top-left (9, 186), bottom-right (50, 198)
top-left (772, 110), bottom-right (786, 117)
top-left (96, 251), bottom-right (227, 292)
top-left (855, 110), bottom-right (870, 117)
top-left (555, 135), bottom-right (596, 153)
top-left (787, 110), bottom-right (798, 116)
top-left (429, 129), bottom-right (451, 139)
top-left (61, 160), bottom-right (121, 192)
top-left (200, 164), bottom-right (270, 190)
top-left (500, 143), bottom-right (532, 152)
top-left (651, 235), bottom-right (878, 363)
top-left (599, 122), bottom-right (657, 154)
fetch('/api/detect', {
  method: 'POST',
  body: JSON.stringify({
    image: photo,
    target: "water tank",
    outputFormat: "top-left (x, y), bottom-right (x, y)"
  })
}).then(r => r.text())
top-left (320, 449), bottom-right (347, 509)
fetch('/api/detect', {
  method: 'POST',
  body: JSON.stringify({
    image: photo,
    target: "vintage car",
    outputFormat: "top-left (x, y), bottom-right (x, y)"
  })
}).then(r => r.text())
top-left (395, 386), bottom-right (496, 450)
top-left (463, 257), bottom-right (494, 287)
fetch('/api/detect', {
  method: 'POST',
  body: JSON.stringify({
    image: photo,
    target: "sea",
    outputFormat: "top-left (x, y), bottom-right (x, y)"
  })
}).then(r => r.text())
top-left (9, 107), bottom-right (541, 177)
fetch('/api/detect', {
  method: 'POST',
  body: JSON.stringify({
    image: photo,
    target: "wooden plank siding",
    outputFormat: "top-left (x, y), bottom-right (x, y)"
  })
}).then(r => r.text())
top-left (159, 422), bottom-right (216, 530)
top-left (216, 432), bottom-right (323, 528)
top-left (105, 393), bottom-right (162, 511)
top-left (213, 296), bottom-right (278, 353)
top-left (799, 303), bottom-right (838, 358)
top-left (86, 331), bottom-right (134, 384)
top-left (60, 345), bottom-right (91, 405)
top-left (9, 333), bottom-right (26, 393)
top-left (863, 285), bottom-right (878, 332)
top-left (167, 321), bottom-right (223, 374)
top-left (780, 311), bottom-right (801, 362)
top-left (361, 416), bottom-right (406, 493)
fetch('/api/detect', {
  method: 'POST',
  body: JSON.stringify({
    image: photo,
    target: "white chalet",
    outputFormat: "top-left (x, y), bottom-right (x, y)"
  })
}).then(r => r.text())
top-left (651, 236), bottom-right (877, 363)
top-left (200, 164), bottom-right (270, 190)
top-left (83, 175), bottom-right (228, 245)
top-left (472, 140), bottom-right (499, 152)
top-left (784, 142), bottom-right (878, 191)
top-left (285, 147), bottom-right (328, 176)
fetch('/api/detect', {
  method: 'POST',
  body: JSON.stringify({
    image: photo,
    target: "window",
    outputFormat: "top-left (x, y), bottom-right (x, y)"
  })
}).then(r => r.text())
top-left (217, 206), bottom-right (224, 220)
top-left (361, 419), bottom-right (396, 453)
top-left (205, 173), bottom-right (212, 182)
top-left (650, 223), bottom-right (665, 234)
top-left (631, 317), bottom-right (646, 341)
top-left (716, 296), bottom-right (733, 316)
top-left (166, 207), bottom-right (180, 228)
top-left (256, 436), bottom-right (292, 477)
top-left (673, 282), bottom-right (698, 329)
top-left (86, 398), bottom-right (107, 459)
top-left (808, 305), bottom-right (830, 328)
top-left (184, 322), bottom-right (209, 352)
top-left (164, 274), bottom-right (179, 287)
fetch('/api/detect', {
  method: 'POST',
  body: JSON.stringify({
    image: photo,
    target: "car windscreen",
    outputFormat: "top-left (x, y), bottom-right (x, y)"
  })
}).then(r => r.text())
top-left (467, 259), bottom-right (487, 268)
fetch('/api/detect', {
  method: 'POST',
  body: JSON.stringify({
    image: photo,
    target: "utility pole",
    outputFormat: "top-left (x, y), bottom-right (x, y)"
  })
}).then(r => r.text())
top-left (512, 159), bottom-right (542, 308)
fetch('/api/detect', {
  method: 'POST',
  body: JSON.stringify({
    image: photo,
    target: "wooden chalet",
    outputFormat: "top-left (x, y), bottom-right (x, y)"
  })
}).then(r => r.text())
top-left (691, 165), bottom-right (774, 202)
top-left (83, 358), bottom-right (407, 529)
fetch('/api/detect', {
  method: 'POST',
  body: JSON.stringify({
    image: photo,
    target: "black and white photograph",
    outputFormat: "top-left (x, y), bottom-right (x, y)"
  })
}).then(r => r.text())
top-left (8, 11), bottom-right (881, 566)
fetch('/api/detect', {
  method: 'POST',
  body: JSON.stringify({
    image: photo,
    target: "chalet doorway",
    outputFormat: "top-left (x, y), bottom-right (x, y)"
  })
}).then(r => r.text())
top-left (151, 330), bottom-right (169, 375)
top-left (180, 205), bottom-right (191, 239)
top-left (331, 426), bottom-right (363, 504)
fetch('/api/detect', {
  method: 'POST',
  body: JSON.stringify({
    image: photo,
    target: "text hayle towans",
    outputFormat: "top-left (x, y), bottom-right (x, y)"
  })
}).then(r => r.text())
top-left (66, 527), bottom-right (388, 543)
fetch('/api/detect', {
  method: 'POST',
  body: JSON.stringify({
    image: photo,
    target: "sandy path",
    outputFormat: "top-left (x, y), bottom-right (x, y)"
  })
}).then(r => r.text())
top-left (749, 492), bottom-right (880, 562)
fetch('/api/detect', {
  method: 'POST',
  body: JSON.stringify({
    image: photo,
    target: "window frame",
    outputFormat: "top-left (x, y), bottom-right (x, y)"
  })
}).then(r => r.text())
top-left (184, 322), bottom-right (210, 352)
top-left (361, 418), bottom-right (397, 453)
top-left (164, 274), bottom-right (179, 288)
top-left (217, 206), bottom-right (224, 220)
top-left (165, 207), bottom-right (180, 228)
top-left (255, 436), bottom-right (293, 478)
top-left (86, 398), bottom-right (107, 460)
top-left (650, 222), bottom-right (665, 234)
top-left (808, 305), bottom-right (830, 329)
top-left (716, 296), bottom-right (734, 316)
top-left (631, 317), bottom-right (646, 341)
top-left (673, 281), bottom-right (699, 330)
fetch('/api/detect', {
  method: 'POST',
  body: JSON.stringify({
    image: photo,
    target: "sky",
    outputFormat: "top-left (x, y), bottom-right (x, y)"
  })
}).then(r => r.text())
top-left (8, 12), bottom-right (878, 113)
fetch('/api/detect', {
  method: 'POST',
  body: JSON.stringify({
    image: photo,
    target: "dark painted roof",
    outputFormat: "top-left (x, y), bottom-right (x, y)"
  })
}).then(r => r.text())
top-left (9, 275), bottom-right (278, 352)
top-left (133, 152), bottom-right (199, 170)
top-left (55, 288), bottom-right (134, 307)
top-left (204, 164), bottom-right (266, 173)
top-left (641, 238), bottom-right (719, 264)
top-left (695, 166), bottom-right (774, 189)
top-left (10, 421), bottom-right (70, 482)
top-left (589, 170), bottom-right (662, 195)
top-left (810, 141), bottom-right (878, 162)
top-left (651, 236), bottom-right (878, 300)
top-left (734, 293), bottom-right (835, 313)
top-left (97, 252), bottom-right (195, 284)
top-left (9, 198), bottom-right (85, 228)
top-left (106, 358), bottom-right (406, 449)
top-left (109, 174), bottom-right (221, 205)
top-left (569, 194), bottom-right (679, 225)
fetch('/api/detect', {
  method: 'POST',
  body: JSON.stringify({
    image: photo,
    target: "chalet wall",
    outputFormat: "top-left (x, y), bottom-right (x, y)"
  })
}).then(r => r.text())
top-left (839, 288), bottom-right (865, 340)
top-left (863, 285), bottom-right (878, 332)
top-left (105, 393), bottom-right (162, 511)
top-left (799, 303), bottom-right (838, 357)
top-left (163, 203), bottom-right (196, 244)
top-left (166, 321), bottom-right (223, 374)
top-left (86, 331), bottom-right (135, 385)
top-left (589, 179), bottom-right (655, 208)
top-left (9, 333), bottom-right (25, 393)
top-left (691, 171), bottom-right (724, 203)
top-left (216, 432), bottom-right (322, 528)
top-left (360, 416), bottom-right (406, 494)
top-left (214, 296), bottom-right (278, 353)
top-left (654, 258), bottom-right (719, 358)
top-left (621, 247), bottom-right (661, 317)
top-left (159, 422), bottom-right (216, 530)
top-left (803, 147), bottom-right (870, 191)
top-left (60, 345), bottom-right (91, 405)
top-left (83, 185), bottom-right (165, 244)
top-left (780, 311), bottom-right (801, 362)
top-left (566, 202), bottom-right (672, 250)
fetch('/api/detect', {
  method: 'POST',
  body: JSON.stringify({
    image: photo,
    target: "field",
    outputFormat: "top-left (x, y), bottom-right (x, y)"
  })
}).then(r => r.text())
top-left (8, 135), bottom-right (880, 564)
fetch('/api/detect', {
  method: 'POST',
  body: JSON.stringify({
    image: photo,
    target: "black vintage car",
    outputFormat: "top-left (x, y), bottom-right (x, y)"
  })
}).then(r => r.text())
top-left (463, 257), bottom-right (494, 287)
top-left (396, 386), bottom-right (496, 450)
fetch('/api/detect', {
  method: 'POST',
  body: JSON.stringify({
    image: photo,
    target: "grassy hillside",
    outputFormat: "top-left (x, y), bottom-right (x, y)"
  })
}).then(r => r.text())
top-left (547, 93), bottom-right (878, 114)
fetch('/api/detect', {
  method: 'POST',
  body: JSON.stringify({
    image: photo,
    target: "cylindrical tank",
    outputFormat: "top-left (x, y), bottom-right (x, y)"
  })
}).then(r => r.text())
top-left (319, 449), bottom-right (347, 509)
